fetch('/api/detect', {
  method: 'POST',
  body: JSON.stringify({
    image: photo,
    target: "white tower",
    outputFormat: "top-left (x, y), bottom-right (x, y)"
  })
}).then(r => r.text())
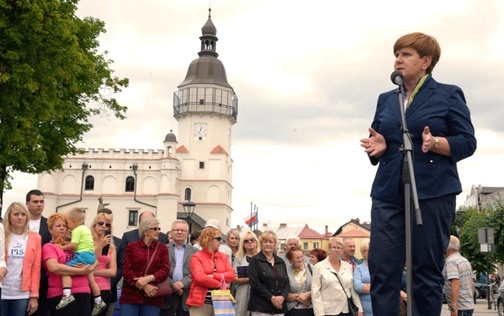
top-left (173, 9), bottom-right (238, 232)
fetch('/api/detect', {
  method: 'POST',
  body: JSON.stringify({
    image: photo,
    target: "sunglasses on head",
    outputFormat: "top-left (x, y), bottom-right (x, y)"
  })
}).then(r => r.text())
top-left (97, 221), bottom-right (111, 228)
top-left (213, 236), bottom-right (223, 241)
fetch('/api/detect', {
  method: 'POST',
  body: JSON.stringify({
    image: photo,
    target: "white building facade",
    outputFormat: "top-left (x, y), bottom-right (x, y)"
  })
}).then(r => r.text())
top-left (37, 12), bottom-right (238, 237)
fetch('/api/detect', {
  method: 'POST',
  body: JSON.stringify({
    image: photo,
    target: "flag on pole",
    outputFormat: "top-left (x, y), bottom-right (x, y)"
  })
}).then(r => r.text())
top-left (244, 212), bottom-right (258, 227)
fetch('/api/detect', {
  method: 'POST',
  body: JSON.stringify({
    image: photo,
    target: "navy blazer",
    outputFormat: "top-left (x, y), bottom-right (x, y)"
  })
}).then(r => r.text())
top-left (368, 75), bottom-right (476, 202)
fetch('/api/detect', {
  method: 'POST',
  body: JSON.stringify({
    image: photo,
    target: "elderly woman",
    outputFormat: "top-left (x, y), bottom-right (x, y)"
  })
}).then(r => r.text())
top-left (309, 249), bottom-right (327, 266)
top-left (186, 226), bottom-right (235, 316)
top-left (120, 218), bottom-right (170, 316)
top-left (43, 213), bottom-right (95, 316)
top-left (90, 212), bottom-right (116, 316)
top-left (353, 239), bottom-right (371, 316)
top-left (312, 237), bottom-right (363, 316)
top-left (286, 246), bottom-right (313, 316)
top-left (360, 32), bottom-right (477, 315)
top-left (233, 231), bottom-right (260, 316)
top-left (1, 202), bottom-right (41, 316)
top-left (248, 230), bottom-right (290, 316)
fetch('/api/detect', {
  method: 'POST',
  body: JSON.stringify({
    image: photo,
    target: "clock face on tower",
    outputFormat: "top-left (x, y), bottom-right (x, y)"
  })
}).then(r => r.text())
top-left (194, 123), bottom-right (208, 137)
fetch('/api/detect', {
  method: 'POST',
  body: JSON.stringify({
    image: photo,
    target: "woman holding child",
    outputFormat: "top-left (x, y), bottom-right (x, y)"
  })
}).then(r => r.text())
top-left (42, 213), bottom-right (95, 316)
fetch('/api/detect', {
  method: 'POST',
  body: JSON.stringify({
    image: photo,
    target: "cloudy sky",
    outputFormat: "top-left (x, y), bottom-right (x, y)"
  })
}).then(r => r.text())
top-left (4, 0), bottom-right (504, 233)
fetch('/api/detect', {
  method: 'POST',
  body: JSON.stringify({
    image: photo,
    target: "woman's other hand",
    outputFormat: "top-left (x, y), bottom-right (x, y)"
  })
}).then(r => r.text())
top-left (361, 128), bottom-right (387, 158)
top-left (271, 295), bottom-right (285, 309)
top-left (142, 283), bottom-right (158, 297)
top-left (27, 297), bottom-right (38, 316)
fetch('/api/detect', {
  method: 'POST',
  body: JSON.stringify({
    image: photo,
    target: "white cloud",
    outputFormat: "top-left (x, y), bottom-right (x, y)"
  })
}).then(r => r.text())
top-left (3, 0), bottom-right (503, 233)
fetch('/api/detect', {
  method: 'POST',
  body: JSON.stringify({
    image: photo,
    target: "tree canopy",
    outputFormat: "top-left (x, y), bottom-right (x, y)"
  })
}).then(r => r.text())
top-left (455, 198), bottom-right (504, 279)
top-left (0, 0), bottom-right (128, 197)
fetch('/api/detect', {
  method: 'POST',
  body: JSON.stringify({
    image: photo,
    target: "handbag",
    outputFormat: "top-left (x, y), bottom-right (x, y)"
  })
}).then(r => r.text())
top-left (331, 272), bottom-right (358, 316)
top-left (212, 274), bottom-right (236, 316)
top-left (285, 307), bottom-right (314, 316)
top-left (144, 242), bottom-right (172, 297)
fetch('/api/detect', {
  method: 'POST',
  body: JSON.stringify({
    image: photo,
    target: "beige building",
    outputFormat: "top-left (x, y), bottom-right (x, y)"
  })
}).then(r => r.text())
top-left (37, 12), bottom-right (238, 237)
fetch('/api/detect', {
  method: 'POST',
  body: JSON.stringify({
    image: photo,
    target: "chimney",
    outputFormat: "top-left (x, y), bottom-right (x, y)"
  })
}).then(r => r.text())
top-left (325, 225), bottom-right (328, 234)
top-left (263, 223), bottom-right (268, 227)
top-left (280, 223), bottom-right (287, 228)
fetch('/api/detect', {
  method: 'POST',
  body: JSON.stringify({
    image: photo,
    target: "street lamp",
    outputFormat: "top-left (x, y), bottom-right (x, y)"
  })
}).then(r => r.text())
top-left (182, 200), bottom-right (196, 235)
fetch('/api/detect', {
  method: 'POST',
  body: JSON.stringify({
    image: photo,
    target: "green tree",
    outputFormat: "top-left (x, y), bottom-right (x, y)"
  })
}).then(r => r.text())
top-left (0, 0), bottom-right (128, 199)
top-left (457, 207), bottom-right (492, 277)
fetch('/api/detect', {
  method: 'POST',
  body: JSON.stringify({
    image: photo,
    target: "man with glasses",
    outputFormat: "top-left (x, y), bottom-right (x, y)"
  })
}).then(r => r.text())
top-left (160, 220), bottom-right (198, 316)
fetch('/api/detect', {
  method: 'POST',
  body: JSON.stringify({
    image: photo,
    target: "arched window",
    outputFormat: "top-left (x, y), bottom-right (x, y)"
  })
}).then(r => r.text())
top-left (184, 188), bottom-right (192, 201)
top-left (125, 176), bottom-right (135, 192)
top-left (85, 175), bottom-right (94, 190)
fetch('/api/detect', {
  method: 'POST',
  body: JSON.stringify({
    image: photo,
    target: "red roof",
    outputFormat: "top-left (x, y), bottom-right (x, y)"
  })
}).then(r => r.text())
top-left (299, 224), bottom-right (325, 239)
top-left (210, 145), bottom-right (228, 155)
top-left (176, 145), bottom-right (189, 153)
top-left (336, 229), bottom-right (370, 238)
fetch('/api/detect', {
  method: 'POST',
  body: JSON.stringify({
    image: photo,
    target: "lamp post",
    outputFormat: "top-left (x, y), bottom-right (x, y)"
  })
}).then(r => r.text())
top-left (182, 200), bottom-right (196, 236)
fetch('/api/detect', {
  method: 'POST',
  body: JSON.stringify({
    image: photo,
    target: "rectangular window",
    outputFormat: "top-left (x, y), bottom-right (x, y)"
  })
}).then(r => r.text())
top-left (128, 210), bottom-right (139, 226)
top-left (313, 242), bottom-right (319, 249)
top-left (303, 242), bottom-right (309, 250)
top-left (199, 162), bottom-right (205, 169)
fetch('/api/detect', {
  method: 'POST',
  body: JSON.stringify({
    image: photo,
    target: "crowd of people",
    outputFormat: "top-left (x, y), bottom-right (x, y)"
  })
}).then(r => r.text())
top-left (0, 191), bottom-right (372, 316)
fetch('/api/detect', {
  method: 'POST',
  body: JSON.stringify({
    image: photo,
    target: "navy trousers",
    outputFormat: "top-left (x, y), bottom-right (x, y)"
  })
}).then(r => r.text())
top-left (369, 194), bottom-right (455, 316)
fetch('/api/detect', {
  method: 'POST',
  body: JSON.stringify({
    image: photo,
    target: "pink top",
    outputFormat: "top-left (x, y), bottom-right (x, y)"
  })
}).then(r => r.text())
top-left (94, 253), bottom-right (111, 290)
top-left (42, 243), bottom-right (90, 298)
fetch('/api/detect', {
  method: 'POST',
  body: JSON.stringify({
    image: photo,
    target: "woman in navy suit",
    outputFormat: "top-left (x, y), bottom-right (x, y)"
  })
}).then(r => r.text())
top-left (360, 32), bottom-right (476, 316)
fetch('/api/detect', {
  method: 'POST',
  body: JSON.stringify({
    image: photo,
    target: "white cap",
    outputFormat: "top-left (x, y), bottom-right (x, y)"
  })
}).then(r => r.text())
top-left (205, 219), bottom-right (220, 229)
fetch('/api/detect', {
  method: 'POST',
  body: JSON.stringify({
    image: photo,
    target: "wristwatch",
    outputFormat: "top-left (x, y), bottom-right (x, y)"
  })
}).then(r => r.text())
top-left (449, 305), bottom-right (457, 312)
top-left (434, 137), bottom-right (440, 149)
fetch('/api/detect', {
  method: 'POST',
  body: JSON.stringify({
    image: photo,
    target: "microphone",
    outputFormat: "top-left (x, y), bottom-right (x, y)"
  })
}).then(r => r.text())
top-left (390, 71), bottom-right (404, 86)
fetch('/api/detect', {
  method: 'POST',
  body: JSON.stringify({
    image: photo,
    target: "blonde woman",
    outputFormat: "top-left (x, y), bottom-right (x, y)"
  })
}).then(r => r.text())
top-left (248, 230), bottom-right (290, 315)
top-left (226, 230), bottom-right (240, 258)
top-left (90, 212), bottom-right (117, 316)
top-left (1, 202), bottom-right (41, 316)
top-left (311, 237), bottom-right (363, 316)
top-left (233, 231), bottom-right (260, 316)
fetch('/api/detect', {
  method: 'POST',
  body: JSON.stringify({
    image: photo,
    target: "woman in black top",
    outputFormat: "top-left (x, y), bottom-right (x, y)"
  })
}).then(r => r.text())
top-left (248, 230), bottom-right (290, 315)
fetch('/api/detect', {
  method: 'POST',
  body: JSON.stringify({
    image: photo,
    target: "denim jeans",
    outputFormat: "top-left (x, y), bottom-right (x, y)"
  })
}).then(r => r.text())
top-left (1, 298), bottom-right (30, 316)
top-left (120, 303), bottom-right (161, 316)
top-left (458, 310), bottom-right (474, 316)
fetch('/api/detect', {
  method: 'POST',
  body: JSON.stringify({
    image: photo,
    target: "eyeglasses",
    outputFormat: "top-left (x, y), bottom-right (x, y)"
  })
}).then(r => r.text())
top-left (330, 246), bottom-right (343, 250)
top-left (172, 229), bottom-right (188, 233)
top-left (244, 238), bottom-right (256, 243)
top-left (149, 227), bottom-right (162, 231)
top-left (97, 221), bottom-right (111, 228)
top-left (213, 236), bottom-right (223, 241)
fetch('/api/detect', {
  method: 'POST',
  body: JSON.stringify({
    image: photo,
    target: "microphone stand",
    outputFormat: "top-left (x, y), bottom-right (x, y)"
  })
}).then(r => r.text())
top-left (395, 82), bottom-right (423, 316)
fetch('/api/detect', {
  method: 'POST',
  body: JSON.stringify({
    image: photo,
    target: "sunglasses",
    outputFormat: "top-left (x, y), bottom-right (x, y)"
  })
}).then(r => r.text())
top-left (213, 236), bottom-right (223, 241)
top-left (244, 238), bottom-right (256, 243)
top-left (97, 221), bottom-right (111, 228)
top-left (149, 227), bottom-right (162, 231)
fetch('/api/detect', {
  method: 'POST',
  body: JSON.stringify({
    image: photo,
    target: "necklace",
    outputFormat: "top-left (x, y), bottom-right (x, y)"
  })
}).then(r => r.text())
top-left (265, 254), bottom-right (274, 262)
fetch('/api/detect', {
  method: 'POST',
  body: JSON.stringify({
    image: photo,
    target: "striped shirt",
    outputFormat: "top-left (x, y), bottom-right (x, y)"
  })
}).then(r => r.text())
top-left (443, 252), bottom-right (474, 311)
